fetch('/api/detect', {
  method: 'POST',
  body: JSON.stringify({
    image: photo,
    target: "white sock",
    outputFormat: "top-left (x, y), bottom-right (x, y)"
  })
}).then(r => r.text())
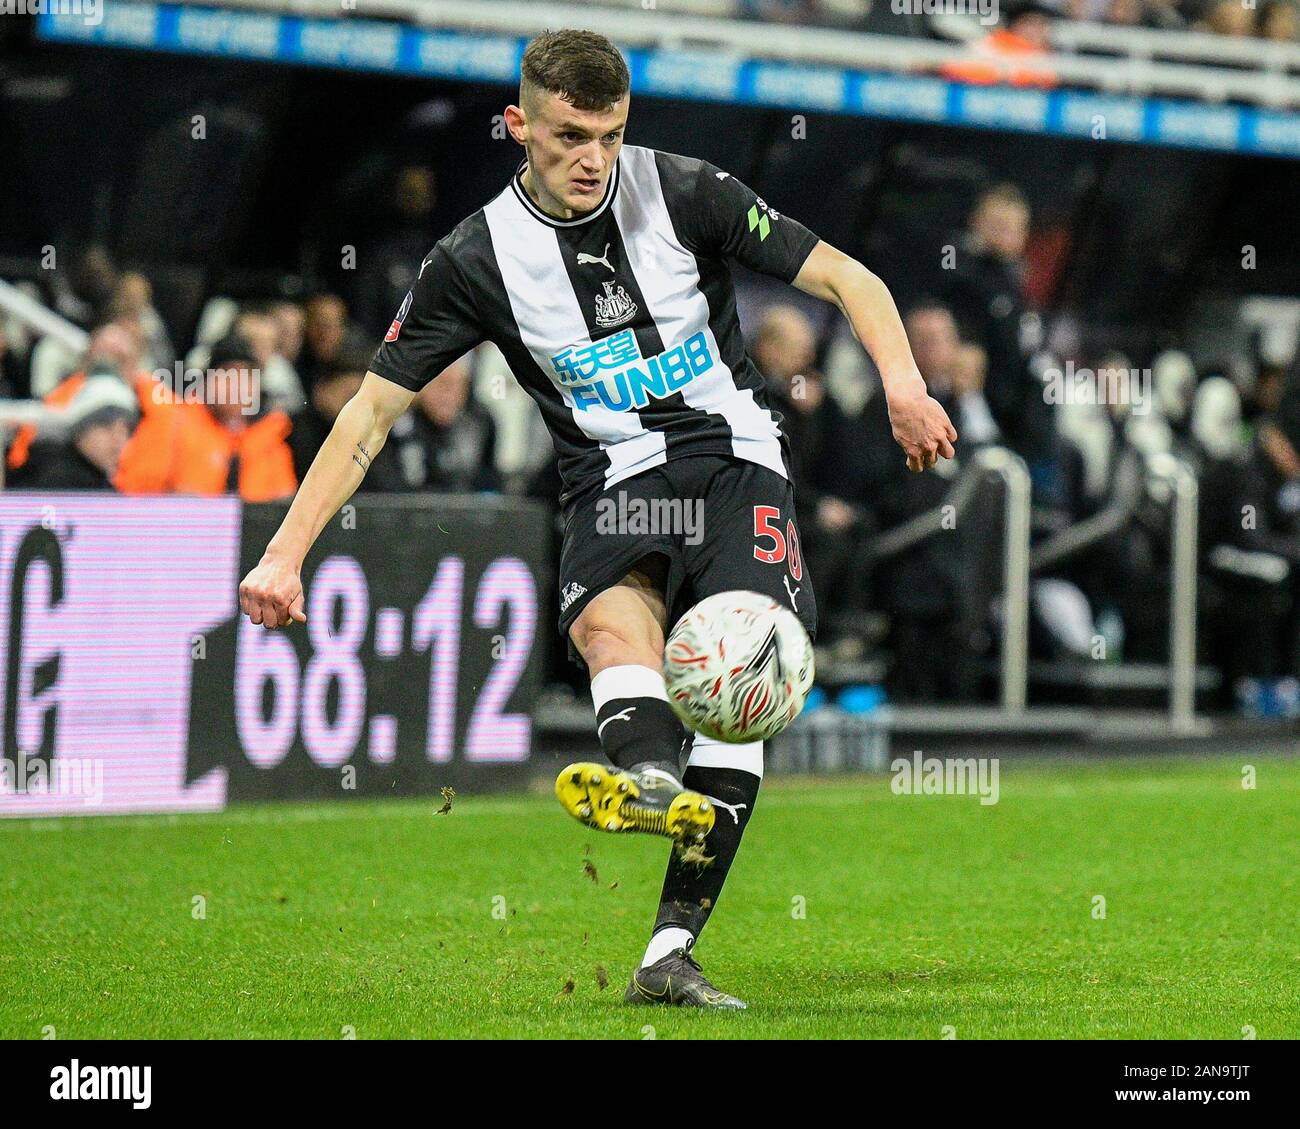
top-left (642, 927), bottom-right (695, 968)
top-left (687, 733), bottom-right (764, 779)
top-left (590, 664), bottom-right (668, 714)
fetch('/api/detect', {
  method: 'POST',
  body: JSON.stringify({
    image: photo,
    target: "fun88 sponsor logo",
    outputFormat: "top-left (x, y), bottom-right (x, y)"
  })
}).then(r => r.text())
top-left (550, 329), bottom-right (715, 412)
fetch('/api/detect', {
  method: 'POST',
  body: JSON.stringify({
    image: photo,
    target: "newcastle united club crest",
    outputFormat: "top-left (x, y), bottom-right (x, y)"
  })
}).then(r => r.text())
top-left (594, 280), bottom-right (638, 329)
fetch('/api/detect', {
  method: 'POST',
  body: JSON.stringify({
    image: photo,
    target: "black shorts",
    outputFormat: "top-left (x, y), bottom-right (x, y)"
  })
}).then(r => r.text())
top-left (558, 454), bottom-right (818, 664)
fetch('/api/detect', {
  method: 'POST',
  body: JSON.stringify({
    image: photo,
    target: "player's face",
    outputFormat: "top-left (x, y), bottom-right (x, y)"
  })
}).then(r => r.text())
top-left (520, 92), bottom-right (629, 217)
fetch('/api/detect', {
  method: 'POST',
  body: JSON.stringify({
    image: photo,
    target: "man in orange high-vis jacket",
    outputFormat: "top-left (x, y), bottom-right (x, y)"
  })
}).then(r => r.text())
top-left (940, 0), bottom-right (1059, 90)
top-left (114, 334), bottom-right (297, 501)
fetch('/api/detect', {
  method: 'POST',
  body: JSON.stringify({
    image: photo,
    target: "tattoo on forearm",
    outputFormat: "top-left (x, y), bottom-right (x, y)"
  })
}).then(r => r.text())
top-left (352, 442), bottom-right (372, 473)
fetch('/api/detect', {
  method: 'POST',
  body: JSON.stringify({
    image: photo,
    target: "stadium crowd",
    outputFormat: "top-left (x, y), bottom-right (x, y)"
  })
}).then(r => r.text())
top-left (613, 0), bottom-right (1300, 39)
top-left (2, 177), bottom-right (1298, 713)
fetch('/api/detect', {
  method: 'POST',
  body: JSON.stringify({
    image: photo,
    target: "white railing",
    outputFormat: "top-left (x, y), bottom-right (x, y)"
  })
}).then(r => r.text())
top-left (867, 446), bottom-right (1032, 714)
top-left (0, 279), bottom-right (88, 355)
top-left (199, 0), bottom-right (1300, 106)
top-left (1051, 18), bottom-right (1300, 75)
top-left (1032, 449), bottom-right (1202, 732)
top-left (1151, 455), bottom-right (1200, 734)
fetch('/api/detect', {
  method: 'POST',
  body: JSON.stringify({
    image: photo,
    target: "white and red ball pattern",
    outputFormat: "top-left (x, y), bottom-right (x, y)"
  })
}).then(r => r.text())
top-left (663, 590), bottom-right (815, 744)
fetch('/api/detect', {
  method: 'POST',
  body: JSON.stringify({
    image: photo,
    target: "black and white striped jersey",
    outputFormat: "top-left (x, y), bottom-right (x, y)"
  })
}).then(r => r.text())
top-left (370, 144), bottom-right (821, 502)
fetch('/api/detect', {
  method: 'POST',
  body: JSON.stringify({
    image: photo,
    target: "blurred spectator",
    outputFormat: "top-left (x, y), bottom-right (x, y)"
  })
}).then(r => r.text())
top-left (1060, 0), bottom-right (1186, 25)
top-left (1246, 361), bottom-right (1288, 438)
top-left (1061, 0), bottom-right (1107, 18)
top-left (905, 301), bottom-right (1002, 450)
top-left (232, 310), bottom-right (275, 373)
top-left (1204, 356), bottom-right (1300, 682)
top-left (1104, 0), bottom-right (1145, 25)
top-left (7, 321), bottom-right (159, 474)
top-left (115, 334), bottom-right (296, 501)
top-left (30, 308), bottom-right (149, 400)
top-left (1140, 0), bottom-right (1189, 29)
top-left (1151, 349), bottom-right (1197, 445)
top-left (300, 294), bottom-right (367, 391)
top-left (1261, 349), bottom-right (1300, 480)
top-left (1192, 376), bottom-right (1246, 472)
top-left (902, 302), bottom-right (960, 396)
top-left (943, 183), bottom-right (1059, 493)
top-left (289, 347), bottom-right (405, 492)
top-left (1198, 0), bottom-right (1256, 35)
top-left (290, 350), bottom-right (497, 493)
top-left (1189, 375), bottom-right (1292, 700)
top-left (940, 1), bottom-right (1058, 88)
top-left (753, 303), bottom-right (816, 381)
top-left (232, 307), bottom-right (305, 412)
top-left (270, 301), bottom-right (306, 371)
top-left (352, 165), bottom-right (438, 337)
top-left (110, 272), bottom-right (175, 371)
top-left (1258, 0), bottom-right (1298, 39)
top-left (952, 342), bottom-right (1002, 446)
top-left (754, 305), bottom-right (869, 508)
top-left (390, 356), bottom-right (501, 492)
top-left (48, 245), bottom-right (118, 328)
top-left (10, 376), bottom-right (140, 491)
top-left (858, 399), bottom-right (970, 698)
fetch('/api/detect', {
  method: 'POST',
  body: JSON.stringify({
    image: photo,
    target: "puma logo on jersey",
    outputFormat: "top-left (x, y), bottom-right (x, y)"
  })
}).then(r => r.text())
top-left (783, 575), bottom-right (801, 611)
top-left (577, 243), bottom-right (615, 272)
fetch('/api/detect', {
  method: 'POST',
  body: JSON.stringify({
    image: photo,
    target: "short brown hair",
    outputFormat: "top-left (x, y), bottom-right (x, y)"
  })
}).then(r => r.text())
top-left (520, 29), bottom-right (630, 114)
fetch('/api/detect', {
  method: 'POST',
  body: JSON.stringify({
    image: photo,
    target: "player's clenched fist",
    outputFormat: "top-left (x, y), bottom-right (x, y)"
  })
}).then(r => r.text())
top-left (239, 555), bottom-right (307, 629)
top-left (887, 389), bottom-right (958, 474)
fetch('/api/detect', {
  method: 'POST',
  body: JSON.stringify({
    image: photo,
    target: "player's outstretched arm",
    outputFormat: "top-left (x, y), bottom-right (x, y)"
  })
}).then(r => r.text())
top-left (238, 372), bottom-right (415, 628)
top-left (793, 241), bottom-right (957, 473)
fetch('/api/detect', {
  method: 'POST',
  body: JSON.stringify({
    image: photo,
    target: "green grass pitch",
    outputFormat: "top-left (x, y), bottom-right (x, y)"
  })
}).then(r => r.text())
top-left (2, 755), bottom-right (1296, 1039)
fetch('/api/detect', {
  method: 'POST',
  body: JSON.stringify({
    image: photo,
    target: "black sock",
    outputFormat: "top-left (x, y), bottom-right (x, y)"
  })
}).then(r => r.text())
top-left (591, 665), bottom-right (687, 776)
top-left (651, 763), bottom-right (762, 939)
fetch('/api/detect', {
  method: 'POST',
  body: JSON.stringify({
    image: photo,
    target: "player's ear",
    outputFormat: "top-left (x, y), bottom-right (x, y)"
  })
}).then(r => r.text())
top-left (503, 104), bottom-right (528, 145)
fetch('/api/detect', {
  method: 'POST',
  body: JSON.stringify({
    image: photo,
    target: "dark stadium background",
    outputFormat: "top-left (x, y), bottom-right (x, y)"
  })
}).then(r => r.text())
top-left (2, 0), bottom-right (1300, 794)
top-left (7, 46), bottom-right (1300, 334)
top-left (2, 0), bottom-right (1300, 1053)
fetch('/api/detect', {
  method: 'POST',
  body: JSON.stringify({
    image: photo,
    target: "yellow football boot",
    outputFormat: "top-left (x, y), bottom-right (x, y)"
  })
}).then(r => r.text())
top-left (555, 762), bottom-right (715, 847)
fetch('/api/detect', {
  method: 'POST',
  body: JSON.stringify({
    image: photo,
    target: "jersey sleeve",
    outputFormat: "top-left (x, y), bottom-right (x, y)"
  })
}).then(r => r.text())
top-left (369, 242), bottom-right (484, 392)
top-left (682, 158), bottom-right (821, 283)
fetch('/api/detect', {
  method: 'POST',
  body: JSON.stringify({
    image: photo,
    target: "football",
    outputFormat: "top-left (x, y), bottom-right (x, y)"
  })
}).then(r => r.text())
top-left (663, 590), bottom-right (815, 743)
